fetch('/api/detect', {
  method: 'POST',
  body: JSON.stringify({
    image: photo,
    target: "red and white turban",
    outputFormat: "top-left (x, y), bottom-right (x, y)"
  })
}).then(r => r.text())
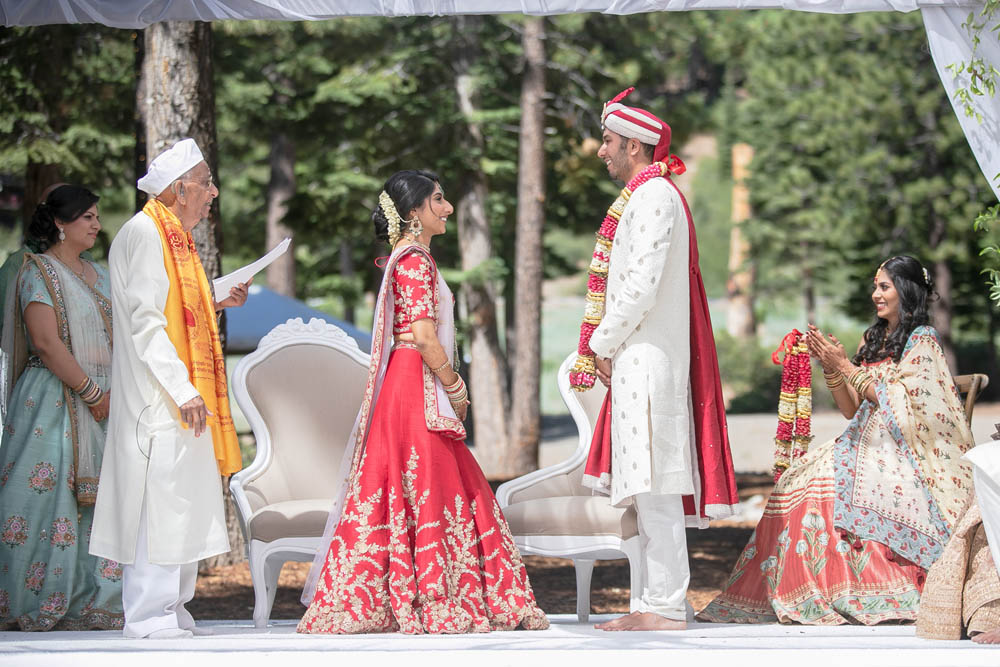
top-left (601, 87), bottom-right (685, 173)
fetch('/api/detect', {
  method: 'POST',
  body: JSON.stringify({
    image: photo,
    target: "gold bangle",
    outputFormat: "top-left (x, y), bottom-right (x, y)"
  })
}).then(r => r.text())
top-left (430, 361), bottom-right (451, 374)
top-left (848, 368), bottom-right (873, 396)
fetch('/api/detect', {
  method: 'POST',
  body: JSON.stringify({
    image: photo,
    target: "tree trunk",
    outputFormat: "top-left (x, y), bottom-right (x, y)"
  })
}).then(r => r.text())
top-left (140, 21), bottom-right (222, 281)
top-left (265, 132), bottom-right (296, 297)
top-left (452, 16), bottom-right (511, 477)
top-left (22, 163), bottom-right (61, 230)
top-left (926, 212), bottom-right (956, 372)
top-left (133, 29), bottom-right (148, 213)
top-left (987, 305), bottom-right (999, 384)
top-left (139, 21), bottom-right (243, 568)
top-left (802, 243), bottom-right (816, 324)
top-left (339, 240), bottom-right (356, 325)
top-left (929, 259), bottom-right (956, 372)
top-left (508, 17), bottom-right (546, 476)
top-left (726, 143), bottom-right (756, 338)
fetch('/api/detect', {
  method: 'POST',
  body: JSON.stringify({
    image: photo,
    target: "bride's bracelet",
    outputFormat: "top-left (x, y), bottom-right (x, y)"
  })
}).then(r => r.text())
top-left (442, 375), bottom-right (464, 393)
top-left (443, 376), bottom-right (468, 405)
top-left (430, 361), bottom-right (451, 375)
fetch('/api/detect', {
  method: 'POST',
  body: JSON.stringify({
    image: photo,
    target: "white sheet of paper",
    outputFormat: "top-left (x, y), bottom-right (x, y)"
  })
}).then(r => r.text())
top-left (212, 237), bottom-right (291, 296)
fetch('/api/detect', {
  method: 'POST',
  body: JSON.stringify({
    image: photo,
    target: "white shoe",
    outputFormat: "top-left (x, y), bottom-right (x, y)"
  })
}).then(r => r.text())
top-left (146, 628), bottom-right (194, 639)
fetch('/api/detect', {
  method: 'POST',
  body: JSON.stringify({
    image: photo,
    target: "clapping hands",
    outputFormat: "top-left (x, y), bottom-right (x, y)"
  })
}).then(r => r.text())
top-left (805, 324), bottom-right (848, 373)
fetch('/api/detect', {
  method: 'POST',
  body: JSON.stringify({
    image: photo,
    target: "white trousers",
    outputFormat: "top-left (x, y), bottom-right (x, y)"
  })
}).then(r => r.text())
top-left (632, 492), bottom-right (690, 621)
top-left (974, 467), bottom-right (1000, 577)
top-left (122, 498), bottom-right (199, 638)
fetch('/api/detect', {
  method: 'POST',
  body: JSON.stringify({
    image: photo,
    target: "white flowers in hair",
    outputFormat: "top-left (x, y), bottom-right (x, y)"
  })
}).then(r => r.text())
top-left (379, 190), bottom-right (403, 246)
top-left (922, 267), bottom-right (930, 286)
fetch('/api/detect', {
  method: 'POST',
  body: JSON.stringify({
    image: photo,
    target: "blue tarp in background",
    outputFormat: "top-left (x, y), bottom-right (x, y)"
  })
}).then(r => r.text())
top-left (225, 284), bottom-right (371, 354)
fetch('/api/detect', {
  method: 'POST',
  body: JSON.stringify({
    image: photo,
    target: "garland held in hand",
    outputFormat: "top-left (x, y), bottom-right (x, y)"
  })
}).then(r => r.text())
top-left (771, 329), bottom-right (812, 482)
top-left (570, 161), bottom-right (672, 391)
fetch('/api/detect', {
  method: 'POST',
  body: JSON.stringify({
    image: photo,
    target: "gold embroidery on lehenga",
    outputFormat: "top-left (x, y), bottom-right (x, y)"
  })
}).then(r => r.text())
top-left (298, 445), bottom-right (548, 634)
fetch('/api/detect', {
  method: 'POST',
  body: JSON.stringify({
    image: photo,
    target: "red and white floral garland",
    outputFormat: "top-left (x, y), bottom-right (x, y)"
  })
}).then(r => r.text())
top-left (570, 161), bottom-right (668, 391)
top-left (771, 329), bottom-right (812, 482)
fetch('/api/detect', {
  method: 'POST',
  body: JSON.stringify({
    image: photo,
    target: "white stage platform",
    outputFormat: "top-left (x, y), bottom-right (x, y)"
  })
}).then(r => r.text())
top-left (1, 615), bottom-right (995, 667)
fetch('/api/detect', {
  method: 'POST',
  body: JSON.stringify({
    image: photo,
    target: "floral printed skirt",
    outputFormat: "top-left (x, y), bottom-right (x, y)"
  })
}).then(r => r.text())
top-left (298, 348), bottom-right (548, 634)
top-left (697, 438), bottom-right (925, 625)
top-left (0, 367), bottom-right (123, 631)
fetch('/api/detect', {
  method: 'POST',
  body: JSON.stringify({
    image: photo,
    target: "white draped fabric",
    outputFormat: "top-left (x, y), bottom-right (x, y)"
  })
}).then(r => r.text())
top-left (0, 0), bottom-right (981, 25)
top-left (2, 0), bottom-right (997, 199)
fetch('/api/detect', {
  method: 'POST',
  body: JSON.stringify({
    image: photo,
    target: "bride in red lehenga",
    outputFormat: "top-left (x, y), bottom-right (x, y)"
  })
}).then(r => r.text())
top-left (298, 170), bottom-right (548, 635)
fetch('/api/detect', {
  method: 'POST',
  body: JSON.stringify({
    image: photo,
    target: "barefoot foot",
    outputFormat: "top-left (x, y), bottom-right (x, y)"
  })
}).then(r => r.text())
top-left (972, 628), bottom-right (1000, 644)
top-left (595, 611), bottom-right (686, 631)
top-left (594, 611), bottom-right (638, 630)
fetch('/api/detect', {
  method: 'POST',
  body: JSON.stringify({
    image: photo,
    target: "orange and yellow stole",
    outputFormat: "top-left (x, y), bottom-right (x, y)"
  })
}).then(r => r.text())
top-left (143, 198), bottom-right (242, 476)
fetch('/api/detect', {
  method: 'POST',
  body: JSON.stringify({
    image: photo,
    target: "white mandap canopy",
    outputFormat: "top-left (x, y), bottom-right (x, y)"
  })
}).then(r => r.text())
top-left (2, 0), bottom-right (999, 200)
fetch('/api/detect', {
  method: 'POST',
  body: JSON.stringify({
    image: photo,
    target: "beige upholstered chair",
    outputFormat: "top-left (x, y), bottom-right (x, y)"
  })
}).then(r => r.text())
top-left (496, 353), bottom-right (640, 622)
top-left (230, 317), bottom-right (369, 628)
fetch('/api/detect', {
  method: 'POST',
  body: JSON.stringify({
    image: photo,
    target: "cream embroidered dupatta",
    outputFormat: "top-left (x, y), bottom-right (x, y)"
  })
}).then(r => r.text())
top-left (832, 326), bottom-right (975, 568)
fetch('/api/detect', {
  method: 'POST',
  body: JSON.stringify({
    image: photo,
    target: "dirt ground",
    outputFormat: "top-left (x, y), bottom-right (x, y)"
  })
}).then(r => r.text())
top-left (188, 475), bottom-right (772, 621)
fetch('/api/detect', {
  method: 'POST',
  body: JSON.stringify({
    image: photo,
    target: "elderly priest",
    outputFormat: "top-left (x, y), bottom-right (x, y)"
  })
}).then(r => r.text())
top-left (90, 138), bottom-right (249, 639)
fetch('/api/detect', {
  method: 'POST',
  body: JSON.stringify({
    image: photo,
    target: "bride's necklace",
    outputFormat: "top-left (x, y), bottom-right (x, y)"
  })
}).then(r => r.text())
top-left (396, 237), bottom-right (431, 254)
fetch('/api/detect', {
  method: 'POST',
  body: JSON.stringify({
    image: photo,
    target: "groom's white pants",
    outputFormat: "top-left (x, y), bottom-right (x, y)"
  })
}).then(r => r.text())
top-left (633, 492), bottom-right (690, 621)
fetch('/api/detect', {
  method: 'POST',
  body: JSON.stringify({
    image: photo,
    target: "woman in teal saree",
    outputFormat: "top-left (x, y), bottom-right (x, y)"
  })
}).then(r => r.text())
top-left (0, 185), bottom-right (122, 631)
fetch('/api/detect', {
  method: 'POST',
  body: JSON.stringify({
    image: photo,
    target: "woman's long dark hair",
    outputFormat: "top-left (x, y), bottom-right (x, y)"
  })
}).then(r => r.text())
top-left (27, 185), bottom-right (100, 252)
top-left (371, 170), bottom-right (439, 243)
top-left (854, 255), bottom-right (934, 364)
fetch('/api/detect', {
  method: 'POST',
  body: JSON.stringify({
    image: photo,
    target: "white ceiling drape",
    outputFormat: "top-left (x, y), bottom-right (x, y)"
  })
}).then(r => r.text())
top-left (0, 0), bottom-right (979, 25)
top-left (924, 6), bottom-right (1000, 200)
top-left (2, 0), bottom-right (998, 200)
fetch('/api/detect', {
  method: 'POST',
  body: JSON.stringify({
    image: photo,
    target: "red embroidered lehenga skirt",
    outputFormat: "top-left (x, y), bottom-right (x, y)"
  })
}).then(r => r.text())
top-left (298, 348), bottom-right (548, 634)
top-left (696, 438), bottom-right (926, 625)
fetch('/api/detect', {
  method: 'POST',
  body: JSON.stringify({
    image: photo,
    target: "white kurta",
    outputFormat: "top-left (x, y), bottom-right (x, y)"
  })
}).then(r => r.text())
top-left (588, 177), bottom-right (697, 508)
top-left (89, 212), bottom-right (228, 566)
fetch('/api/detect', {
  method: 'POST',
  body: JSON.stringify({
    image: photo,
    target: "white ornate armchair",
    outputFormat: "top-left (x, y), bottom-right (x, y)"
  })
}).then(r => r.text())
top-left (229, 317), bottom-right (370, 628)
top-left (496, 352), bottom-right (640, 622)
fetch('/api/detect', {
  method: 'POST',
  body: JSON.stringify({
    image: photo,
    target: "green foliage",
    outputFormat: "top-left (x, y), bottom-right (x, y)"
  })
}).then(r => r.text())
top-left (4, 12), bottom-right (998, 415)
top-left (948, 2), bottom-right (1000, 122)
top-left (210, 13), bottom-right (734, 317)
top-left (0, 26), bottom-right (136, 218)
top-left (688, 153), bottom-right (732, 299)
top-left (713, 331), bottom-right (783, 414)
top-left (733, 11), bottom-right (993, 332)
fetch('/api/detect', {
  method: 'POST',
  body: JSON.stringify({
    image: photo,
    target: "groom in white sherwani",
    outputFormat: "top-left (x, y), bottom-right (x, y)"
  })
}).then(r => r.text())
top-left (580, 88), bottom-right (736, 631)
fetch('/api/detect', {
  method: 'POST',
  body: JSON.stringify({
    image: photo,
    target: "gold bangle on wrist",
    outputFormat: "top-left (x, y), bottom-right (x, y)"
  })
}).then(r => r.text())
top-left (430, 361), bottom-right (451, 374)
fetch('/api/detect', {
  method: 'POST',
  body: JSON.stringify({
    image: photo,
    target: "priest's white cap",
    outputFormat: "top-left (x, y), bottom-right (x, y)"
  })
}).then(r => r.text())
top-left (137, 138), bottom-right (205, 196)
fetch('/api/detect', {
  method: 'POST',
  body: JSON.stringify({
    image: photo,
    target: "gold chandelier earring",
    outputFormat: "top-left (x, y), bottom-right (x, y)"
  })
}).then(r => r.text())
top-left (407, 216), bottom-right (423, 239)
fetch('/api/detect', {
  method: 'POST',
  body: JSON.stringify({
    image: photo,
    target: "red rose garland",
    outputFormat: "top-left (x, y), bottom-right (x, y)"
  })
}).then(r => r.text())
top-left (771, 329), bottom-right (813, 482)
top-left (570, 161), bottom-right (670, 391)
